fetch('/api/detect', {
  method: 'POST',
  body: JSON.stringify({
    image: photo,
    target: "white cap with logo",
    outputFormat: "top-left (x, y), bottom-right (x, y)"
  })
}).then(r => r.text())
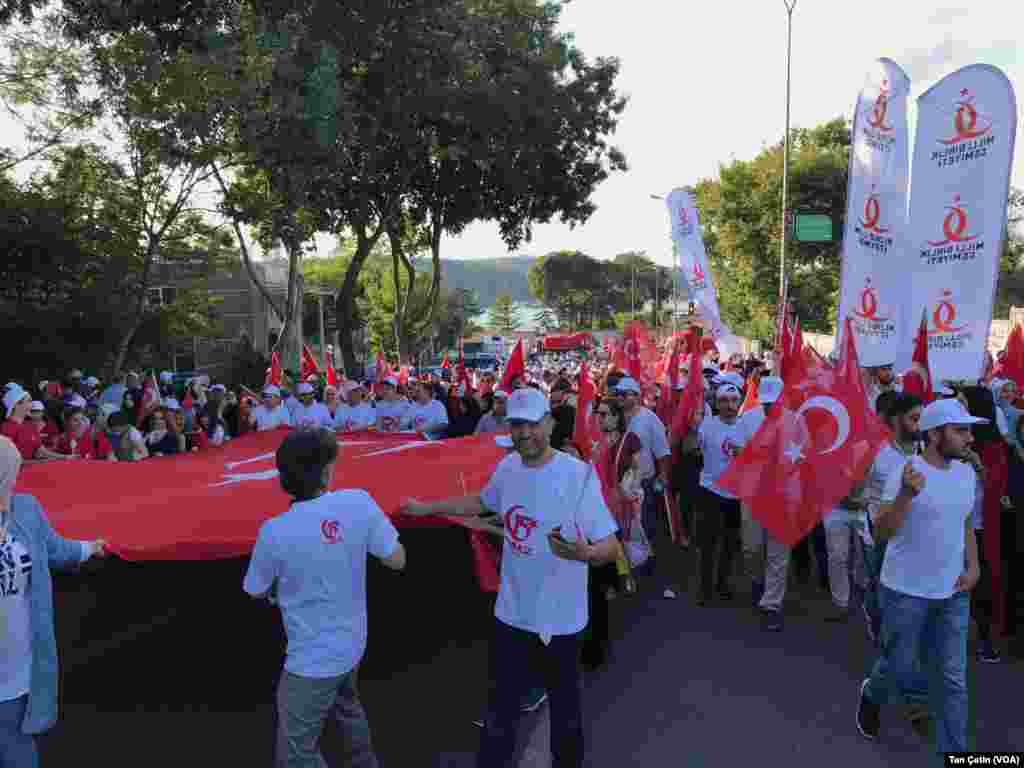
top-left (2, 385), bottom-right (29, 412)
top-left (297, 383), bottom-right (315, 395)
top-left (262, 385), bottom-right (281, 398)
top-left (613, 377), bottom-right (641, 395)
top-left (918, 398), bottom-right (988, 433)
top-left (506, 388), bottom-right (550, 423)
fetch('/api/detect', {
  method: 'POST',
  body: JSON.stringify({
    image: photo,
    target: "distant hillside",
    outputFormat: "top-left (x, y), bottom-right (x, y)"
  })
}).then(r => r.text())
top-left (439, 256), bottom-right (536, 306)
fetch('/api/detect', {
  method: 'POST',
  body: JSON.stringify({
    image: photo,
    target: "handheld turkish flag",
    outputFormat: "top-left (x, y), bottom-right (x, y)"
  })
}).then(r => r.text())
top-left (902, 308), bottom-right (934, 402)
top-left (325, 348), bottom-right (340, 388)
top-left (301, 344), bottom-right (321, 380)
top-left (717, 318), bottom-right (890, 547)
top-left (611, 338), bottom-right (627, 372)
top-left (670, 331), bottom-right (705, 439)
top-left (622, 320), bottom-right (658, 386)
top-left (376, 352), bottom-right (391, 380)
top-left (138, 372), bottom-right (161, 428)
top-left (656, 339), bottom-right (683, 427)
top-left (267, 351), bottom-right (283, 387)
top-left (739, 370), bottom-right (761, 415)
top-left (1003, 323), bottom-right (1024, 389)
top-left (441, 353), bottom-right (451, 370)
top-left (456, 341), bottom-right (474, 392)
top-left (398, 365), bottom-right (410, 387)
top-left (498, 339), bottom-right (525, 392)
top-left (573, 361), bottom-right (598, 461)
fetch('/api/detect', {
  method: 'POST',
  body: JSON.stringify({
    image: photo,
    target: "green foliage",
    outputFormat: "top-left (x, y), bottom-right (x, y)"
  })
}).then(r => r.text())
top-left (489, 294), bottom-right (521, 332)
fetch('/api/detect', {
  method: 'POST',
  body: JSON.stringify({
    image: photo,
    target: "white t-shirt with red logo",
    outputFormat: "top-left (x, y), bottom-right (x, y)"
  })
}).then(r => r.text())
top-left (243, 490), bottom-right (400, 678)
top-left (401, 399), bottom-right (449, 439)
top-left (697, 415), bottom-right (748, 500)
top-left (480, 451), bottom-right (617, 643)
top-left (375, 400), bottom-right (409, 433)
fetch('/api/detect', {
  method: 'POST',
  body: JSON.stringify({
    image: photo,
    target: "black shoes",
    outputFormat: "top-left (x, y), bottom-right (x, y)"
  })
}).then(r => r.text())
top-left (856, 679), bottom-right (880, 740)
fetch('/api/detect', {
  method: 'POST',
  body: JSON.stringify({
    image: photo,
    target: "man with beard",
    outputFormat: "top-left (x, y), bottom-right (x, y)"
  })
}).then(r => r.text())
top-left (401, 388), bottom-right (620, 768)
top-left (856, 399), bottom-right (982, 755)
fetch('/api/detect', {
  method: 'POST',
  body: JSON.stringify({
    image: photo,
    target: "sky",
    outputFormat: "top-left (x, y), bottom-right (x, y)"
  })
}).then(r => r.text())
top-left (2, 1), bottom-right (1021, 269)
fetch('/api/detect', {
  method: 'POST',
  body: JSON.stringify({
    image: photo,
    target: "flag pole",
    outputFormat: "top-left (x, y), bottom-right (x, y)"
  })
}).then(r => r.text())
top-left (779, 0), bottom-right (797, 305)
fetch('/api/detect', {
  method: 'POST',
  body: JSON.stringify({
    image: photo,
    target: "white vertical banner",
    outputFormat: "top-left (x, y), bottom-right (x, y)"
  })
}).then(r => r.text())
top-left (665, 188), bottom-right (739, 355)
top-left (906, 65), bottom-right (1017, 382)
top-left (835, 58), bottom-right (911, 368)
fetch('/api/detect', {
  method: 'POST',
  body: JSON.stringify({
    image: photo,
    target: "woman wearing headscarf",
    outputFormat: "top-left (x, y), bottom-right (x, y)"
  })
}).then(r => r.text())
top-left (0, 436), bottom-right (108, 765)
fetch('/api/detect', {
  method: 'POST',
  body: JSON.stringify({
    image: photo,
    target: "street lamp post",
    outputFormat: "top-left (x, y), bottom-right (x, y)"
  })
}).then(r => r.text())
top-left (779, 0), bottom-right (797, 305)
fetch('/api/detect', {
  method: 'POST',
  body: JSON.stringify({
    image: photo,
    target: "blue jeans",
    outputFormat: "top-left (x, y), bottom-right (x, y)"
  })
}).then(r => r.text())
top-left (0, 696), bottom-right (38, 768)
top-left (861, 534), bottom-right (888, 644)
top-left (478, 619), bottom-right (584, 768)
top-left (865, 586), bottom-right (969, 754)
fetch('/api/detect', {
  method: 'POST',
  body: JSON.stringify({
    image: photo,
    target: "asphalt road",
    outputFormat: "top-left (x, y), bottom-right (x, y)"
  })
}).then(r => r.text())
top-left (38, 529), bottom-right (1022, 768)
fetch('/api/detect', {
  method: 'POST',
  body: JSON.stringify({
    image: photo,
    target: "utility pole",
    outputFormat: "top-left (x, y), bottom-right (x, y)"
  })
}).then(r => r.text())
top-left (779, 0), bottom-right (797, 304)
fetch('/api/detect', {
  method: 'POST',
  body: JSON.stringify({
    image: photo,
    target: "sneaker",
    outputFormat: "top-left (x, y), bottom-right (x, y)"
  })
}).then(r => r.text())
top-left (717, 586), bottom-right (734, 601)
top-left (471, 717), bottom-right (485, 728)
top-left (761, 609), bottom-right (783, 632)
top-left (856, 679), bottom-right (880, 740)
top-left (907, 705), bottom-right (930, 740)
top-left (977, 641), bottom-right (1002, 664)
top-left (751, 581), bottom-right (765, 610)
top-left (621, 575), bottom-right (637, 596)
top-left (605, 586), bottom-right (618, 602)
top-left (663, 587), bottom-right (677, 600)
top-left (520, 691), bottom-right (548, 713)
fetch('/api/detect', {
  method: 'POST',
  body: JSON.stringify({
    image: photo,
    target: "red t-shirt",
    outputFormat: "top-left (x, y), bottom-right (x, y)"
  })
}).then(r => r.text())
top-left (1, 419), bottom-right (41, 460)
top-left (40, 420), bottom-right (61, 449)
top-left (56, 428), bottom-right (112, 459)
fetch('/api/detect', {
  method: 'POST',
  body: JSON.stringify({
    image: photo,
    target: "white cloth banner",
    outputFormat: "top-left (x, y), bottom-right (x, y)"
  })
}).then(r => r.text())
top-left (835, 59), bottom-right (912, 368)
top-left (905, 65), bottom-right (1017, 382)
top-left (666, 188), bottom-right (739, 354)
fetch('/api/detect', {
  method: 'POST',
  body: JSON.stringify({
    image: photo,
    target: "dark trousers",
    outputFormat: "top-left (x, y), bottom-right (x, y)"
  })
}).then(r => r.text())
top-left (477, 619), bottom-right (584, 768)
top-left (581, 562), bottom-right (616, 670)
top-left (791, 522), bottom-right (830, 590)
top-left (972, 539), bottom-right (994, 643)
top-left (697, 487), bottom-right (741, 599)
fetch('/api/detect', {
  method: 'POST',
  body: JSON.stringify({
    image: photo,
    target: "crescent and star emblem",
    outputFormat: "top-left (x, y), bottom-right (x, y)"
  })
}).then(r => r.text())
top-left (783, 395), bottom-right (851, 465)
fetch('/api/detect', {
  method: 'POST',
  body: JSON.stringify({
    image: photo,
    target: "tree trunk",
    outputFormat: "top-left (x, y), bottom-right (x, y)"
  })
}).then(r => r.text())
top-left (111, 238), bottom-right (159, 379)
top-left (275, 241), bottom-right (303, 377)
top-left (387, 225), bottom-right (407, 362)
top-left (336, 224), bottom-right (385, 375)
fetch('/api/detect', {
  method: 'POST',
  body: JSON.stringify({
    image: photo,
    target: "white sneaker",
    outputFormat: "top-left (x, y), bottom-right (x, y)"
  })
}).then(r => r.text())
top-left (663, 588), bottom-right (677, 599)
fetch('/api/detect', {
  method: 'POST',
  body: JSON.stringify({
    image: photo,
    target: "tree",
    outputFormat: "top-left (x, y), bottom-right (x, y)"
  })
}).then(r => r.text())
top-left (694, 117), bottom-right (851, 342)
top-left (489, 294), bottom-right (521, 333)
top-left (534, 305), bottom-right (558, 333)
top-left (995, 187), bottom-right (1024, 317)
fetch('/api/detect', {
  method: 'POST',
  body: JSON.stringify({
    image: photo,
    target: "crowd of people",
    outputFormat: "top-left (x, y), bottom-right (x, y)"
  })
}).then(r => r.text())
top-left (2, 341), bottom-right (1021, 767)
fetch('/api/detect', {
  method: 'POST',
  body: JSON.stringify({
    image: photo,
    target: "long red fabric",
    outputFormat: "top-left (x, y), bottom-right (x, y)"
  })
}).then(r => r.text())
top-left (543, 333), bottom-right (594, 352)
top-left (15, 431), bottom-right (506, 582)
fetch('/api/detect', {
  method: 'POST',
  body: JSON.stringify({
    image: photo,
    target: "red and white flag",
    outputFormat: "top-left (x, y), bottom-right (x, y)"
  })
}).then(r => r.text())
top-left (301, 344), bottom-right (321, 380)
top-left (266, 351), bottom-right (283, 387)
top-left (498, 339), bottom-right (525, 392)
top-left (325, 348), bottom-right (340, 388)
top-left (901, 308), bottom-right (934, 402)
top-left (717, 319), bottom-right (890, 546)
top-left (573, 360), bottom-right (599, 462)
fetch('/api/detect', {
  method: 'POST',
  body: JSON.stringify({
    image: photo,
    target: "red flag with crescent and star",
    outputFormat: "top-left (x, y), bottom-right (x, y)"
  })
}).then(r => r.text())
top-left (266, 351), bottom-right (283, 387)
top-left (901, 308), bottom-right (934, 402)
top-left (325, 348), bottom-right (340, 388)
top-left (301, 344), bottom-right (321, 380)
top-left (441, 353), bottom-right (451, 370)
top-left (670, 331), bottom-right (705, 440)
top-left (717, 319), bottom-right (891, 547)
top-left (572, 360), bottom-right (598, 462)
top-left (1002, 323), bottom-right (1024, 389)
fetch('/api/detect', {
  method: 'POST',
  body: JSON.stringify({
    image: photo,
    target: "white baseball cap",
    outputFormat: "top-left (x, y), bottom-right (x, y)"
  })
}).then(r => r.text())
top-left (297, 383), bottom-right (315, 395)
top-left (758, 376), bottom-right (784, 404)
top-left (506, 387), bottom-right (551, 423)
top-left (30, 400), bottom-right (45, 412)
top-left (262, 385), bottom-right (281, 398)
top-left (210, 384), bottom-right (226, 393)
top-left (84, 376), bottom-right (100, 387)
top-left (2, 385), bottom-right (29, 412)
top-left (492, 389), bottom-right (510, 400)
top-left (614, 377), bottom-right (641, 395)
top-left (383, 376), bottom-right (399, 387)
top-left (67, 394), bottom-right (87, 408)
top-left (715, 372), bottom-right (745, 389)
top-left (160, 371), bottom-right (174, 382)
top-left (918, 398), bottom-right (988, 433)
top-left (163, 398), bottom-right (181, 411)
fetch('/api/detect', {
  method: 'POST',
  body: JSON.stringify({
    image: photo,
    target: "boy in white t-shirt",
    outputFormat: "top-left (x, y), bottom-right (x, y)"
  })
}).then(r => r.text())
top-left (400, 380), bottom-right (449, 439)
top-left (401, 388), bottom-right (620, 768)
top-left (856, 399), bottom-right (982, 755)
top-left (244, 428), bottom-right (406, 768)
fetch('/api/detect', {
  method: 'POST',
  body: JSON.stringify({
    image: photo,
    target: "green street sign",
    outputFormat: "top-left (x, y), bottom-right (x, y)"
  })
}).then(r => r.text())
top-left (794, 213), bottom-right (834, 242)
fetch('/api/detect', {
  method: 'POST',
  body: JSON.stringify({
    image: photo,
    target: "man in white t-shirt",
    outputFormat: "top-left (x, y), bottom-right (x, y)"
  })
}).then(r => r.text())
top-left (401, 387), bottom-right (620, 768)
top-left (736, 375), bottom-right (791, 631)
top-left (250, 385), bottom-right (292, 431)
top-left (613, 376), bottom-right (675, 598)
top-left (856, 399), bottom-right (982, 755)
top-left (291, 383), bottom-right (333, 429)
top-left (374, 377), bottom-right (408, 433)
top-left (400, 380), bottom-right (449, 439)
top-left (683, 383), bottom-right (747, 607)
top-left (335, 383), bottom-right (375, 432)
top-left (244, 428), bottom-right (406, 768)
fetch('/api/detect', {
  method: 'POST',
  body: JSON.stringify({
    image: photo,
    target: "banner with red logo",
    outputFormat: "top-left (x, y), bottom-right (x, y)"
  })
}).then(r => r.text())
top-left (665, 188), bottom-right (737, 354)
top-left (14, 431), bottom-right (506, 576)
top-left (835, 58), bottom-right (911, 367)
top-left (905, 65), bottom-right (1017, 382)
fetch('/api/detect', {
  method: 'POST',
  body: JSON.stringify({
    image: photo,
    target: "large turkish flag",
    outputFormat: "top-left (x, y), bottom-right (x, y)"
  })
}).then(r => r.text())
top-left (15, 431), bottom-right (507, 565)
